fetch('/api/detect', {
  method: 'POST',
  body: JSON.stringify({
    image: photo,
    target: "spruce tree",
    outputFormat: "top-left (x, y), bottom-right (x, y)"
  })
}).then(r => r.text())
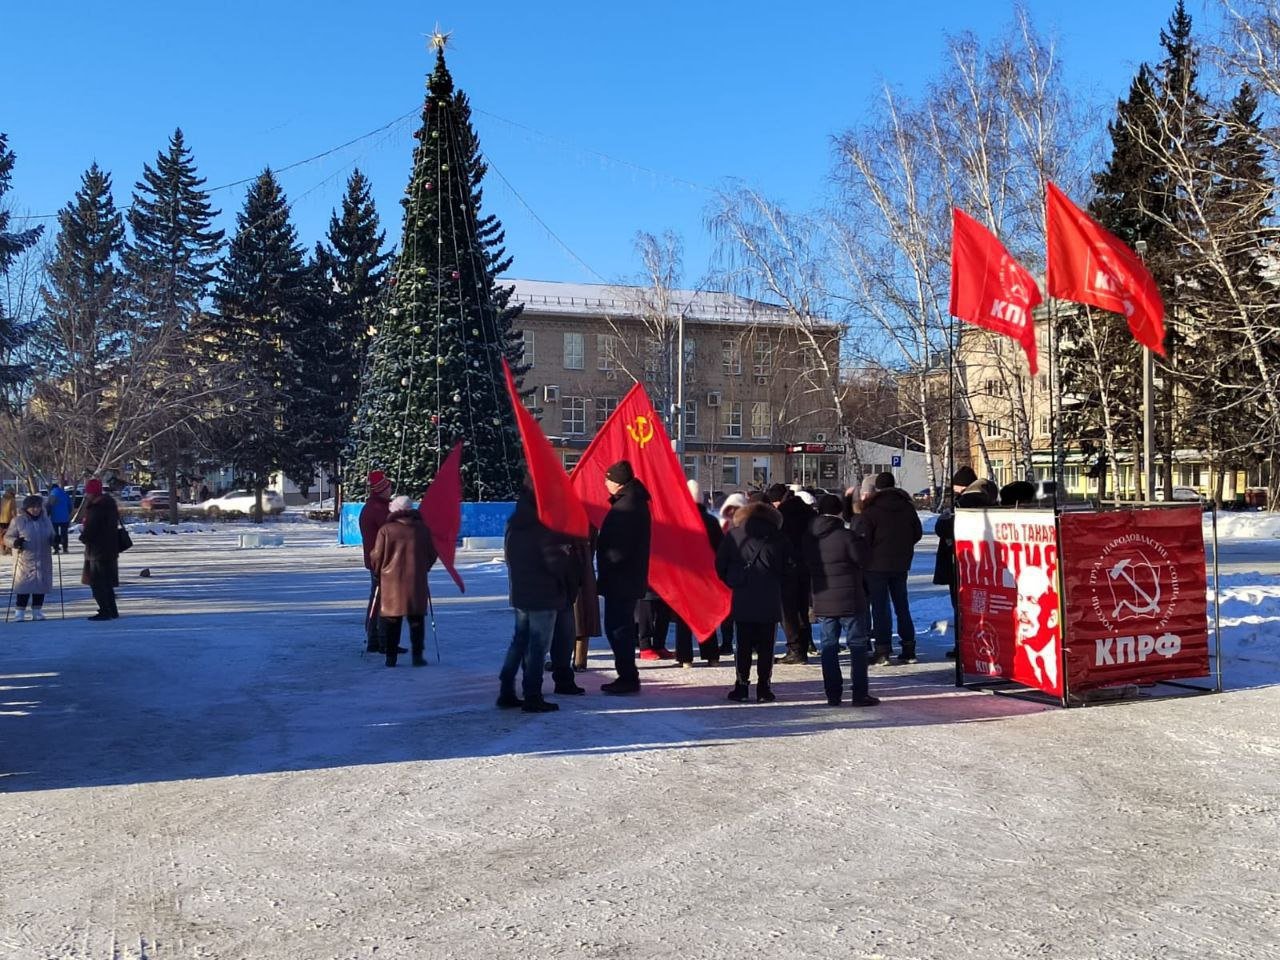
top-left (123, 129), bottom-right (224, 513)
top-left (0, 134), bottom-right (41, 400)
top-left (348, 38), bottom-right (523, 501)
top-left (38, 164), bottom-right (127, 469)
top-left (308, 170), bottom-right (390, 503)
top-left (210, 169), bottom-right (312, 517)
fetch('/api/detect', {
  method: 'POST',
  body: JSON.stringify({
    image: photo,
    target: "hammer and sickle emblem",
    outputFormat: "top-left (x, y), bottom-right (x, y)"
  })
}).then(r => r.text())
top-left (626, 415), bottom-right (655, 448)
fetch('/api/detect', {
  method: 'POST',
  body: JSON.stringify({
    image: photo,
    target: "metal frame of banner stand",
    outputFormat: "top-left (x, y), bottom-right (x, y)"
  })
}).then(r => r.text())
top-left (952, 500), bottom-right (1224, 708)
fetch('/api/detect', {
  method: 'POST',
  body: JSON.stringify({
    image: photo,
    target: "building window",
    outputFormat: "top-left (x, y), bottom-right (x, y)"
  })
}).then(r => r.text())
top-left (597, 334), bottom-right (616, 371)
top-left (751, 401), bottom-right (771, 439)
top-left (1038, 414), bottom-right (1051, 436)
top-left (985, 379), bottom-right (1007, 397)
top-left (1036, 373), bottom-right (1049, 391)
top-left (564, 452), bottom-right (581, 472)
top-left (722, 455), bottom-right (740, 487)
top-left (596, 397), bottom-right (618, 431)
top-left (753, 337), bottom-right (772, 376)
top-left (523, 330), bottom-right (535, 367)
top-left (563, 332), bottom-right (584, 370)
top-left (984, 420), bottom-right (1002, 439)
top-left (752, 456), bottom-right (770, 487)
top-left (683, 455), bottom-right (698, 482)
top-left (644, 336), bottom-right (661, 376)
top-left (722, 339), bottom-right (742, 375)
top-left (683, 338), bottom-right (696, 367)
top-left (722, 402), bottom-right (743, 439)
top-left (682, 400), bottom-right (698, 439)
top-left (562, 396), bottom-right (586, 435)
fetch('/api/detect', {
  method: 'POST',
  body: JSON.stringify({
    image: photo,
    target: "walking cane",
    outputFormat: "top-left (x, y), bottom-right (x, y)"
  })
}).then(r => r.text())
top-left (427, 588), bottom-right (441, 664)
top-left (363, 582), bottom-right (380, 658)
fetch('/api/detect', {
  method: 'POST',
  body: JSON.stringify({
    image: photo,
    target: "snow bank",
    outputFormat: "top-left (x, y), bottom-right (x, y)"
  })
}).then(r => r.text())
top-left (919, 511), bottom-right (938, 535)
top-left (1207, 510), bottom-right (1280, 540)
top-left (124, 520), bottom-right (215, 535)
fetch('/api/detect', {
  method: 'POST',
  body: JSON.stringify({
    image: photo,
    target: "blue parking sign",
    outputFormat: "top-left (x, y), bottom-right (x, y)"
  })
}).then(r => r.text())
top-left (891, 455), bottom-right (902, 467)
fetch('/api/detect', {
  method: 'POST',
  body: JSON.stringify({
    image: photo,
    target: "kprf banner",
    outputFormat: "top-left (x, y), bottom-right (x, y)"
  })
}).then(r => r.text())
top-left (1058, 507), bottom-right (1209, 693)
top-left (955, 509), bottom-right (1063, 697)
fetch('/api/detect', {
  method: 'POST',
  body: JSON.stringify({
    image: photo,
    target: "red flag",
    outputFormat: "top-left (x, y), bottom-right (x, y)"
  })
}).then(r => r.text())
top-left (420, 441), bottom-right (465, 593)
top-left (1045, 181), bottom-right (1166, 355)
top-left (501, 358), bottom-right (589, 538)
top-left (570, 383), bottom-right (730, 640)
top-left (950, 207), bottom-right (1042, 374)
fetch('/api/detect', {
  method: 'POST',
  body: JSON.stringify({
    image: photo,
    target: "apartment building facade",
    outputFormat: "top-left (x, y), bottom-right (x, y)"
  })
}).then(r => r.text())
top-left (508, 279), bottom-right (842, 491)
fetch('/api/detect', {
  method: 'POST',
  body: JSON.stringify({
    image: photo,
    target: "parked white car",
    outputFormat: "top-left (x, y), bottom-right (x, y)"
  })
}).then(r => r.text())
top-left (195, 489), bottom-right (286, 517)
top-left (117, 485), bottom-right (143, 502)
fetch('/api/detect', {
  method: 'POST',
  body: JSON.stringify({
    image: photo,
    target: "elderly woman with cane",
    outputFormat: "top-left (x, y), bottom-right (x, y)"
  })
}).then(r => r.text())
top-left (5, 495), bottom-right (55, 621)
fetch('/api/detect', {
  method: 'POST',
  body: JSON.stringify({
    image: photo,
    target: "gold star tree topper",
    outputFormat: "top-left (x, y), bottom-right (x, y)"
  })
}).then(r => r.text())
top-left (428, 24), bottom-right (453, 52)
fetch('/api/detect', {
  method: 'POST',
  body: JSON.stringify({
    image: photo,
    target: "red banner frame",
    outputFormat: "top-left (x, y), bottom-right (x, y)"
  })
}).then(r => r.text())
top-left (1058, 507), bottom-right (1210, 693)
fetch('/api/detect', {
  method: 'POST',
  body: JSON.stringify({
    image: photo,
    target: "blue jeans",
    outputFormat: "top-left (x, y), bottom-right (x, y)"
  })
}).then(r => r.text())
top-left (817, 615), bottom-right (869, 703)
top-left (501, 608), bottom-right (557, 700)
top-left (865, 571), bottom-right (915, 658)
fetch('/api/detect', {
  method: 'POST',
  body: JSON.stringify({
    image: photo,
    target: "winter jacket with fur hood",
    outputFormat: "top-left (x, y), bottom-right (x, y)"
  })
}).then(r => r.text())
top-left (715, 501), bottom-right (791, 623)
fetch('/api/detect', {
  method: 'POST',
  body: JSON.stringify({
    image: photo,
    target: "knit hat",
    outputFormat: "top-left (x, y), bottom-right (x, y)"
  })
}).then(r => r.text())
top-left (1000, 480), bottom-right (1037, 506)
top-left (874, 471), bottom-right (896, 490)
top-left (797, 490), bottom-right (816, 506)
top-left (605, 460), bottom-right (634, 484)
top-left (764, 483), bottom-right (789, 503)
top-left (85, 478), bottom-right (103, 497)
top-left (367, 470), bottom-right (392, 498)
top-left (859, 475), bottom-right (878, 499)
top-left (817, 493), bottom-right (844, 516)
top-left (22, 494), bottom-right (43, 511)
top-left (720, 492), bottom-right (749, 516)
top-left (389, 495), bottom-right (414, 513)
top-left (687, 479), bottom-right (701, 503)
top-left (951, 466), bottom-right (978, 489)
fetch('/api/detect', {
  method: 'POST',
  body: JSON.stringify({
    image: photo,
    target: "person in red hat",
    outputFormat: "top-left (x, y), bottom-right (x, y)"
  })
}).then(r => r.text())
top-left (79, 478), bottom-right (121, 620)
top-left (359, 470), bottom-right (396, 653)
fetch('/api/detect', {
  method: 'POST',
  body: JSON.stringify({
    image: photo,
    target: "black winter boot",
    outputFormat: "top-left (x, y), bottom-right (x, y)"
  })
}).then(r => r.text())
top-left (727, 683), bottom-right (749, 702)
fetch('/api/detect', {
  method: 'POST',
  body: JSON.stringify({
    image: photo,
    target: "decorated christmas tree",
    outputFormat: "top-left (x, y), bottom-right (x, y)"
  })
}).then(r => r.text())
top-left (347, 32), bottom-right (525, 501)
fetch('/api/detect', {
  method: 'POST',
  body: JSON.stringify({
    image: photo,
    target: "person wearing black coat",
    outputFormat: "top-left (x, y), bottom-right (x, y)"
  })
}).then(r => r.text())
top-left (861, 472), bottom-right (924, 664)
top-left (79, 479), bottom-right (121, 620)
top-left (500, 486), bottom-right (583, 712)
top-left (803, 495), bottom-right (879, 707)
top-left (716, 501), bottom-right (791, 703)
top-left (767, 484), bottom-right (816, 664)
top-left (595, 461), bottom-right (651, 695)
top-left (934, 467), bottom-right (978, 659)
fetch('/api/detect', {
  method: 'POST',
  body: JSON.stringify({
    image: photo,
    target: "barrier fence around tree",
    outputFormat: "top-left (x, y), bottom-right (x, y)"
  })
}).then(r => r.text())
top-left (953, 503), bottom-right (1222, 706)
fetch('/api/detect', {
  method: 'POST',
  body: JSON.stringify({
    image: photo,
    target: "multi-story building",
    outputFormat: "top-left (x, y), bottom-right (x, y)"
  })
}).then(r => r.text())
top-left (508, 279), bottom-right (843, 491)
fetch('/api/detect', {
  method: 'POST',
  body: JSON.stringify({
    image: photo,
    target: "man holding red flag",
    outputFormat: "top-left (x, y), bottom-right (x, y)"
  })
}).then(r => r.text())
top-left (950, 207), bottom-right (1042, 373)
top-left (594, 460), bottom-right (651, 695)
top-left (1045, 181), bottom-right (1165, 354)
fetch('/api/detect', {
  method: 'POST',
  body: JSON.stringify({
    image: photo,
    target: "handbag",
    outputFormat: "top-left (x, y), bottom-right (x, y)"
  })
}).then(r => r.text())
top-left (117, 524), bottom-right (133, 553)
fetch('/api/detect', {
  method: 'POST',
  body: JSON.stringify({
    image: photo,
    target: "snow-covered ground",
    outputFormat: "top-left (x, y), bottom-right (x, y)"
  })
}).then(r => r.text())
top-left (1, 526), bottom-right (1277, 959)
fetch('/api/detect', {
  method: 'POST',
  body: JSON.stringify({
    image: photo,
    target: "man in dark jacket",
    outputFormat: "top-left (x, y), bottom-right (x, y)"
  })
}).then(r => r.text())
top-left (596, 460), bottom-right (651, 695)
top-left (716, 501), bottom-right (790, 702)
top-left (934, 466), bottom-right (978, 659)
top-left (767, 483), bottom-right (815, 664)
top-left (804, 495), bottom-right (879, 707)
top-left (862, 472), bottom-right (923, 664)
top-left (79, 479), bottom-right (121, 620)
top-left (359, 470), bottom-right (394, 653)
top-left (500, 485), bottom-right (581, 712)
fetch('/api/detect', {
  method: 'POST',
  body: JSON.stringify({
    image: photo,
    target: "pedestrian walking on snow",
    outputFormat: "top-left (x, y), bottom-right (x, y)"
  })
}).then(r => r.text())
top-left (595, 460), bottom-right (651, 695)
top-left (861, 472), bottom-right (923, 664)
top-left (499, 483), bottom-right (584, 712)
top-left (368, 495), bottom-right (436, 667)
top-left (716, 500), bottom-right (792, 703)
top-left (804, 495), bottom-right (879, 707)
top-left (359, 470), bottom-right (395, 654)
top-left (5, 495), bottom-right (55, 621)
top-left (47, 484), bottom-right (72, 555)
top-left (79, 480), bottom-right (121, 620)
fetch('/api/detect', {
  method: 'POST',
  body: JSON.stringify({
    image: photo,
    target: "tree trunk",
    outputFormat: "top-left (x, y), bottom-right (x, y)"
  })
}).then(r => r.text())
top-left (167, 464), bottom-right (180, 525)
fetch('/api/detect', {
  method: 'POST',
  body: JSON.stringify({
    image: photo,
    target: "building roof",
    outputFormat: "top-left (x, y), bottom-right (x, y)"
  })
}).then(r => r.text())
top-left (503, 278), bottom-right (837, 330)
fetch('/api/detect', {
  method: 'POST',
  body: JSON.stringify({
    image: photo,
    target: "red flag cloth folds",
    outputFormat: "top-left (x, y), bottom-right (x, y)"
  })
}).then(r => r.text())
top-left (1045, 181), bottom-right (1166, 355)
top-left (501, 358), bottom-right (589, 539)
top-left (570, 383), bottom-right (730, 640)
top-left (419, 441), bottom-right (465, 593)
top-left (949, 207), bottom-right (1042, 375)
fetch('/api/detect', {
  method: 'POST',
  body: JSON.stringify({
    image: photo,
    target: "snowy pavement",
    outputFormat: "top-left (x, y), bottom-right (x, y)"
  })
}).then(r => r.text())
top-left (1, 525), bottom-right (1278, 959)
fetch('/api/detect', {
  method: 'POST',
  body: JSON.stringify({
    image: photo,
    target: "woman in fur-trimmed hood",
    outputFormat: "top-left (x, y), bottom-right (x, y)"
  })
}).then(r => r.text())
top-left (716, 500), bottom-right (793, 703)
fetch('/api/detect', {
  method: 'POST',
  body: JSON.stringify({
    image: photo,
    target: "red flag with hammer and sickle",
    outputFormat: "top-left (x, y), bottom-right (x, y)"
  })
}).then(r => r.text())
top-left (570, 383), bottom-right (730, 640)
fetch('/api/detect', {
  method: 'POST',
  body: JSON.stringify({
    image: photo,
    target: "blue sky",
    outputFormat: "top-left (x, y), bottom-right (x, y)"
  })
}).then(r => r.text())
top-left (6, 1), bottom-right (1209, 287)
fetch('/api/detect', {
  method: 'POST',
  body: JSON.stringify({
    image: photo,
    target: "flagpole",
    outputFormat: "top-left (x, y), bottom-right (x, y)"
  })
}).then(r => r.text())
top-left (1135, 240), bottom-right (1155, 502)
top-left (1048, 298), bottom-right (1063, 513)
